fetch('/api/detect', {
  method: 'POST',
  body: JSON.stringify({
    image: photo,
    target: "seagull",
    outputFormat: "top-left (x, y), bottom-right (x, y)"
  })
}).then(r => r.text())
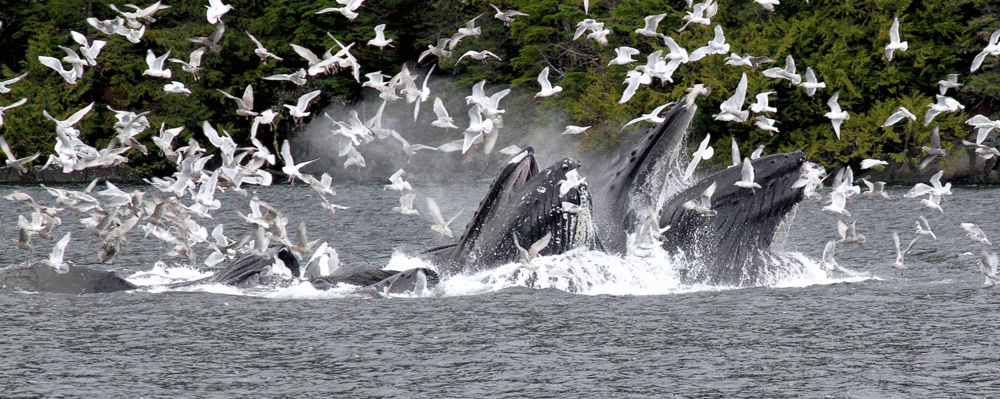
top-left (822, 191), bottom-right (851, 217)
top-left (754, 0), bottom-right (780, 12)
top-left (619, 70), bottom-right (644, 104)
top-left (283, 89), bottom-right (321, 123)
top-left (921, 193), bottom-right (944, 213)
top-left (682, 181), bottom-right (718, 216)
top-left (168, 47), bottom-right (206, 80)
top-left (367, 24), bottom-right (394, 49)
top-left (513, 232), bottom-right (553, 268)
top-left (38, 56), bottom-right (80, 85)
top-left (69, 31), bottom-right (105, 66)
top-left (971, 28), bottom-right (1000, 72)
top-left (635, 13), bottom-right (667, 39)
top-left (188, 22), bottom-right (225, 52)
top-left (457, 50), bottom-right (501, 64)
top-left (0, 97), bottom-right (28, 128)
top-left (725, 53), bottom-right (776, 69)
top-left (393, 193), bottom-right (419, 216)
top-left (762, 55), bottom-right (802, 85)
top-left (919, 126), bottom-right (949, 170)
top-left (262, 68), bottom-right (307, 86)
top-left (535, 67), bottom-right (563, 98)
top-left (163, 81), bottom-right (191, 96)
top-left (860, 158), bottom-right (888, 169)
top-left (44, 232), bottom-right (73, 274)
top-left (450, 14), bottom-right (484, 49)
top-left (822, 240), bottom-right (839, 274)
top-left (418, 38), bottom-right (452, 63)
top-left (431, 97), bottom-right (458, 129)
top-left (977, 249), bottom-right (1000, 285)
top-left (799, 67), bottom-right (826, 96)
top-left (892, 231), bottom-right (908, 273)
top-left (622, 102), bottom-right (674, 130)
top-left (316, 0), bottom-right (364, 20)
top-left (0, 72), bottom-right (29, 93)
top-left (245, 31), bottom-right (283, 62)
top-left (0, 135), bottom-right (39, 173)
top-left (462, 104), bottom-right (493, 153)
top-left (860, 178), bottom-right (889, 199)
top-left (279, 140), bottom-right (318, 184)
top-left (729, 137), bottom-right (741, 168)
top-left (884, 17), bottom-right (908, 61)
top-left (882, 106), bottom-right (917, 127)
top-left (925, 94), bottom-right (965, 126)
top-left (938, 74), bottom-right (963, 95)
top-left (684, 134), bottom-right (715, 180)
top-left (915, 215), bottom-right (937, 240)
top-left (142, 49), bottom-right (171, 78)
top-left (562, 125), bottom-right (590, 135)
top-left (755, 116), bottom-right (779, 136)
top-left (961, 222), bottom-right (992, 246)
top-left (713, 72), bottom-right (749, 122)
top-left (965, 114), bottom-right (1000, 144)
top-left (384, 168), bottom-right (413, 191)
top-left (489, 4), bottom-right (528, 26)
top-left (837, 220), bottom-right (866, 244)
top-left (750, 144), bottom-right (766, 160)
top-left (905, 170), bottom-right (952, 198)
top-left (217, 84), bottom-right (257, 117)
top-left (608, 46), bottom-right (641, 66)
top-left (205, 0), bottom-right (233, 24)
top-left (824, 91), bottom-right (850, 139)
top-left (688, 25), bottom-right (729, 62)
top-left (735, 157), bottom-right (762, 192)
top-left (678, 0), bottom-right (717, 32)
top-left (426, 197), bottom-right (462, 240)
top-left (749, 91), bottom-right (777, 114)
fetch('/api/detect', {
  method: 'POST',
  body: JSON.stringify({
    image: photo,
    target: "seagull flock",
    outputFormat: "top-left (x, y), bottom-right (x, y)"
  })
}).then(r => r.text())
top-left (0, 0), bottom-right (999, 288)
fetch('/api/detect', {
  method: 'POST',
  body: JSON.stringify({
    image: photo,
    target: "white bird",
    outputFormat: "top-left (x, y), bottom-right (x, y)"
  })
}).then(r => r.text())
top-left (688, 25), bottom-right (729, 62)
top-left (924, 94), bottom-right (965, 126)
top-left (279, 140), bottom-right (317, 184)
top-left (635, 13), bottom-right (667, 39)
top-left (69, 31), bottom-right (105, 66)
top-left (921, 193), bottom-right (944, 213)
top-left (384, 169), bottom-right (413, 191)
top-left (393, 193), bottom-right (419, 216)
top-left (426, 197), bottom-right (462, 240)
top-left (187, 22), bottom-right (225, 52)
top-left (822, 240), bottom-right (838, 273)
top-left (969, 29), bottom-right (1000, 72)
top-left (884, 17), bottom-right (908, 61)
top-left (168, 47), bottom-right (206, 81)
top-left (45, 232), bottom-right (73, 273)
top-left (462, 104), bottom-right (494, 153)
top-left (619, 70), bottom-right (644, 104)
top-left (608, 46), bottom-right (641, 66)
top-left (729, 137), bottom-right (741, 168)
top-left (562, 125), bottom-right (590, 135)
top-left (977, 249), bottom-right (1000, 285)
top-left (860, 158), bottom-right (888, 169)
top-left (799, 67), bottom-right (826, 96)
top-left (749, 91), bottom-right (777, 114)
top-left (860, 178), bottom-right (889, 199)
top-left (938, 73), bottom-right (963, 95)
top-left (891, 231), bottom-right (908, 272)
top-left (915, 215), bottom-right (937, 240)
top-left (920, 126), bottom-right (950, 169)
top-left (684, 134), bottom-right (715, 180)
top-left (457, 50), bottom-right (501, 64)
top-left (762, 55), bottom-right (802, 85)
top-left (735, 157), bottom-right (762, 192)
top-left (316, 0), bottom-right (364, 20)
top-left (217, 84), bottom-right (257, 117)
top-left (824, 91), bottom-right (850, 139)
top-left (206, 0), bottom-right (233, 24)
top-left (163, 81), bottom-right (191, 96)
top-left (905, 170), bottom-right (952, 198)
top-left (245, 31), bottom-right (283, 62)
top-left (750, 144), bottom-right (765, 160)
top-left (513, 232), bottom-right (553, 268)
top-left (755, 116), bottom-right (779, 136)
top-left (622, 102), bottom-right (674, 131)
top-left (262, 68), bottom-right (307, 86)
top-left (535, 67), bottom-right (563, 98)
top-left (0, 72), bottom-right (29, 93)
top-left (882, 106), bottom-right (917, 127)
top-left (713, 72), bottom-right (749, 122)
top-left (142, 49), bottom-right (172, 78)
top-left (965, 114), bottom-right (1000, 144)
top-left (678, 0), bottom-right (717, 32)
top-left (754, 0), bottom-right (780, 12)
top-left (449, 14), bottom-right (484, 49)
top-left (367, 24), bottom-right (394, 49)
top-left (961, 222), bottom-right (992, 246)
top-left (821, 191), bottom-right (851, 217)
top-left (283, 90), bottom-right (321, 123)
top-left (725, 53), bottom-right (776, 69)
top-left (418, 39), bottom-right (452, 63)
top-left (431, 97), bottom-right (458, 129)
top-left (682, 181), bottom-right (718, 216)
top-left (837, 220), bottom-right (866, 244)
top-left (0, 134), bottom-right (39, 173)
top-left (489, 4), bottom-right (528, 26)
top-left (0, 97), bottom-right (28, 128)
top-left (38, 56), bottom-right (80, 85)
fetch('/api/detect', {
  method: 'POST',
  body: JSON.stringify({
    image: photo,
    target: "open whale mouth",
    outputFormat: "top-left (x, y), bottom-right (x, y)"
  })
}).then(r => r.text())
top-left (659, 151), bottom-right (808, 286)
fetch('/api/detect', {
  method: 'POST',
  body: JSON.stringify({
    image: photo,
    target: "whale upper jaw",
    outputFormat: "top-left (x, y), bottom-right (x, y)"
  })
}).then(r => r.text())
top-left (658, 151), bottom-right (808, 286)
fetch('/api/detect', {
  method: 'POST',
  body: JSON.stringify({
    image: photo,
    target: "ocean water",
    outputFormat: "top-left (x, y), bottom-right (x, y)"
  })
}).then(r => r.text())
top-left (1, 181), bottom-right (998, 397)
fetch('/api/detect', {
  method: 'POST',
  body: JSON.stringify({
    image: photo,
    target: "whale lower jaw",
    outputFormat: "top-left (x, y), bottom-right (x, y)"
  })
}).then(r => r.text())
top-left (659, 151), bottom-right (807, 286)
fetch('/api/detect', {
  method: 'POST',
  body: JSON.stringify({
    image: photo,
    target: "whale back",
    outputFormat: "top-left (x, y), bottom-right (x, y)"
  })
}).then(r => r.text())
top-left (0, 263), bottom-right (137, 294)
